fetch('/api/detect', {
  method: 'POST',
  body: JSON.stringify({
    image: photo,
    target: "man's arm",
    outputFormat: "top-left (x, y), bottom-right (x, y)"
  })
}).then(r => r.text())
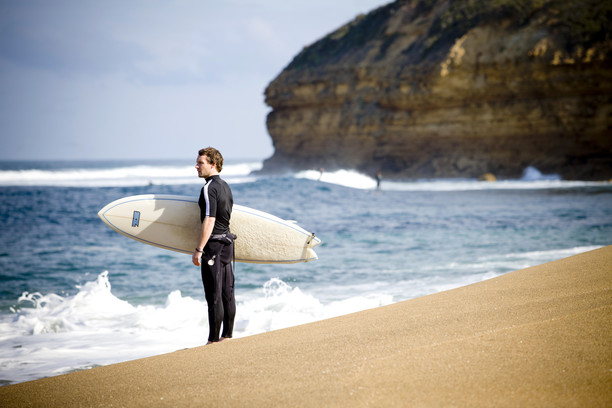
top-left (192, 216), bottom-right (216, 266)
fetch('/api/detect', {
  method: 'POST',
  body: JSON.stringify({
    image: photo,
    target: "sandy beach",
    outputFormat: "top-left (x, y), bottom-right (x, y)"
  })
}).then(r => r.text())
top-left (1, 245), bottom-right (610, 407)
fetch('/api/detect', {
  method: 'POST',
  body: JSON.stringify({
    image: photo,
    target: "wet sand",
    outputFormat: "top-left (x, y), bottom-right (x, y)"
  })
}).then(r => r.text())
top-left (1, 246), bottom-right (610, 407)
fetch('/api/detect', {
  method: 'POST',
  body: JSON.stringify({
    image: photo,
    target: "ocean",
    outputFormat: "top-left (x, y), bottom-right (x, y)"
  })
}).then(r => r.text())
top-left (0, 159), bottom-right (610, 386)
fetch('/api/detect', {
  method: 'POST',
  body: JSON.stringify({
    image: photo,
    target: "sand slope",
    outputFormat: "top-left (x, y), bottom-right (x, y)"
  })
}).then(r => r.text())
top-left (1, 246), bottom-right (610, 407)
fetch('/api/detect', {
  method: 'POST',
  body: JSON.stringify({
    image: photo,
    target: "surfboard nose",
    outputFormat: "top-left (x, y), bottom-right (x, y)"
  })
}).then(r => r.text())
top-left (97, 204), bottom-right (112, 225)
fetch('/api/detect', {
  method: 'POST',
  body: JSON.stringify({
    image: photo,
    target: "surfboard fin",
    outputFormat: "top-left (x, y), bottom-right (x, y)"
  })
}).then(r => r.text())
top-left (306, 232), bottom-right (316, 246)
top-left (303, 233), bottom-right (320, 262)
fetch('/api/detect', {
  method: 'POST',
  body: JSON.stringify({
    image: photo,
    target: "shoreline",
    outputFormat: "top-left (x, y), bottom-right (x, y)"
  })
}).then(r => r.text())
top-left (1, 246), bottom-right (610, 407)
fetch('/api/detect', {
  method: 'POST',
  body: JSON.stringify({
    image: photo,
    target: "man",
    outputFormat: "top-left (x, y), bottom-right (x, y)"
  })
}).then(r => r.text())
top-left (192, 147), bottom-right (236, 344)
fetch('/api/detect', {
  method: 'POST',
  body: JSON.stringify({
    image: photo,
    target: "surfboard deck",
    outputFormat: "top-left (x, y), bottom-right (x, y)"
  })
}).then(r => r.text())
top-left (98, 194), bottom-right (320, 264)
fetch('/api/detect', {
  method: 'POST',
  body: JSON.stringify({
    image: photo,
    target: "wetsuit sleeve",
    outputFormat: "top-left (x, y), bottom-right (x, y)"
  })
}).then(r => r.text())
top-left (199, 182), bottom-right (219, 222)
top-left (207, 185), bottom-right (218, 217)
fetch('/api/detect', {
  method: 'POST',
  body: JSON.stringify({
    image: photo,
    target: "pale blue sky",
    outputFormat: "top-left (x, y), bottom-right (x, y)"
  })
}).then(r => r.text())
top-left (0, 0), bottom-right (390, 161)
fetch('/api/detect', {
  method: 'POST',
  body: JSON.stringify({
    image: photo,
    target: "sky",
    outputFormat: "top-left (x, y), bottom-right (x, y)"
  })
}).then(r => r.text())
top-left (0, 0), bottom-right (390, 161)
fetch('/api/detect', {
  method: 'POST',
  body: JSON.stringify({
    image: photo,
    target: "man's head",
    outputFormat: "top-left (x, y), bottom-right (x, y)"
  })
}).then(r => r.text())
top-left (196, 147), bottom-right (223, 178)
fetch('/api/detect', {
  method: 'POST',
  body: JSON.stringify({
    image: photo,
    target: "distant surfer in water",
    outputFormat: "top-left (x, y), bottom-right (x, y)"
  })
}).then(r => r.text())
top-left (376, 170), bottom-right (383, 191)
top-left (193, 147), bottom-right (236, 344)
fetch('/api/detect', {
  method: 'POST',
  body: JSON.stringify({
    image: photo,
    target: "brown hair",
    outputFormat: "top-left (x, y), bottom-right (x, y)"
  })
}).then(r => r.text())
top-left (198, 147), bottom-right (224, 172)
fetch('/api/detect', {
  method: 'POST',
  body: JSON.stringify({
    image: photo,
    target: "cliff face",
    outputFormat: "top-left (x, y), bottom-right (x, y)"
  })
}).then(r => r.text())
top-left (263, 0), bottom-right (612, 180)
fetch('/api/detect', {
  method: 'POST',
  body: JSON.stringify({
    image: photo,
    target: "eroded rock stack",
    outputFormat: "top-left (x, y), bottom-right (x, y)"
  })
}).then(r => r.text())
top-left (262, 0), bottom-right (612, 180)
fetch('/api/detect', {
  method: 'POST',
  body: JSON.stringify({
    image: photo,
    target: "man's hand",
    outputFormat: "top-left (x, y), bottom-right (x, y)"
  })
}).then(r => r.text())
top-left (192, 250), bottom-right (202, 266)
top-left (194, 217), bottom-right (215, 267)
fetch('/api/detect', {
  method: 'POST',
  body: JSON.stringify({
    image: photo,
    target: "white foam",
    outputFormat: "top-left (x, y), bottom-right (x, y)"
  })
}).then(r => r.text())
top-left (295, 169), bottom-right (378, 189)
top-left (2, 162), bottom-right (608, 190)
top-left (380, 178), bottom-right (608, 192)
top-left (428, 245), bottom-right (603, 280)
top-left (0, 272), bottom-right (390, 384)
top-left (0, 272), bottom-right (208, 383)
top-left (520, 166), bottom-right (561, 181)
top-left (495, 245), bottom-right (603, 263)
top-left (294, 167), bottom-right (609, 191)
top-left (235, 278), bottom-right (393, 336)
top-left (0, 162), bottom-right (262, 187)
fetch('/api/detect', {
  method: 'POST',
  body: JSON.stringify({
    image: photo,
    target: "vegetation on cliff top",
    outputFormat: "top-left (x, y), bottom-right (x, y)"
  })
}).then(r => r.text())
top-left (286, 0), bottom-right (611, 71)
top-left (433, 0), bottom-right (611, 51)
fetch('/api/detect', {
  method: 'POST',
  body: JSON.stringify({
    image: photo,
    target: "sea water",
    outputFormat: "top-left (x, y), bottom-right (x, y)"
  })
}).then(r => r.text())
top-left (0, 160), bottom-right (610, 385)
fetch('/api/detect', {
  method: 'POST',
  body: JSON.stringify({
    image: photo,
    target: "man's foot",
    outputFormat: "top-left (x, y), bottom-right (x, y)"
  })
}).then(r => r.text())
top-left (206, 337), bottom-right (231, 345)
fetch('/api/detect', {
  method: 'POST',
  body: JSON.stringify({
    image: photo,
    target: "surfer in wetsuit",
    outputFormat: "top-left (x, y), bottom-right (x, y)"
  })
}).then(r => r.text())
top-left (376, 170), bottom-right (383, 191)
top-left (192, 147), bottom-right (236, 344)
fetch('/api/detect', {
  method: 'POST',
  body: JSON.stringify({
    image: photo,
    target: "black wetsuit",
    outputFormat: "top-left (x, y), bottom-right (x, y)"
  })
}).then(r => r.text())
top-left (198, 175), bottom-right (235, 342)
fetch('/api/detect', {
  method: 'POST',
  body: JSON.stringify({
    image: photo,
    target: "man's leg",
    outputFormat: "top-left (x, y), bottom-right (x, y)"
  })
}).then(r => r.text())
top-left (221, 261), bottom-right (236, 339)
top-left (201, 250), bottom-right (224, 342)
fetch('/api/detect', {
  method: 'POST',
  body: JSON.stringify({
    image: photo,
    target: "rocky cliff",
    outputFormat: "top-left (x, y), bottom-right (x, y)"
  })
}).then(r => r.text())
top-left (262, 0), bottom-right (612, 180)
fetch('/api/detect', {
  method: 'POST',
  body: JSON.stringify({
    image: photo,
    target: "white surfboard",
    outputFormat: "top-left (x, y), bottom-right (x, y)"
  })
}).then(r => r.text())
top-left (98, 194), bottom-right (321, 264)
